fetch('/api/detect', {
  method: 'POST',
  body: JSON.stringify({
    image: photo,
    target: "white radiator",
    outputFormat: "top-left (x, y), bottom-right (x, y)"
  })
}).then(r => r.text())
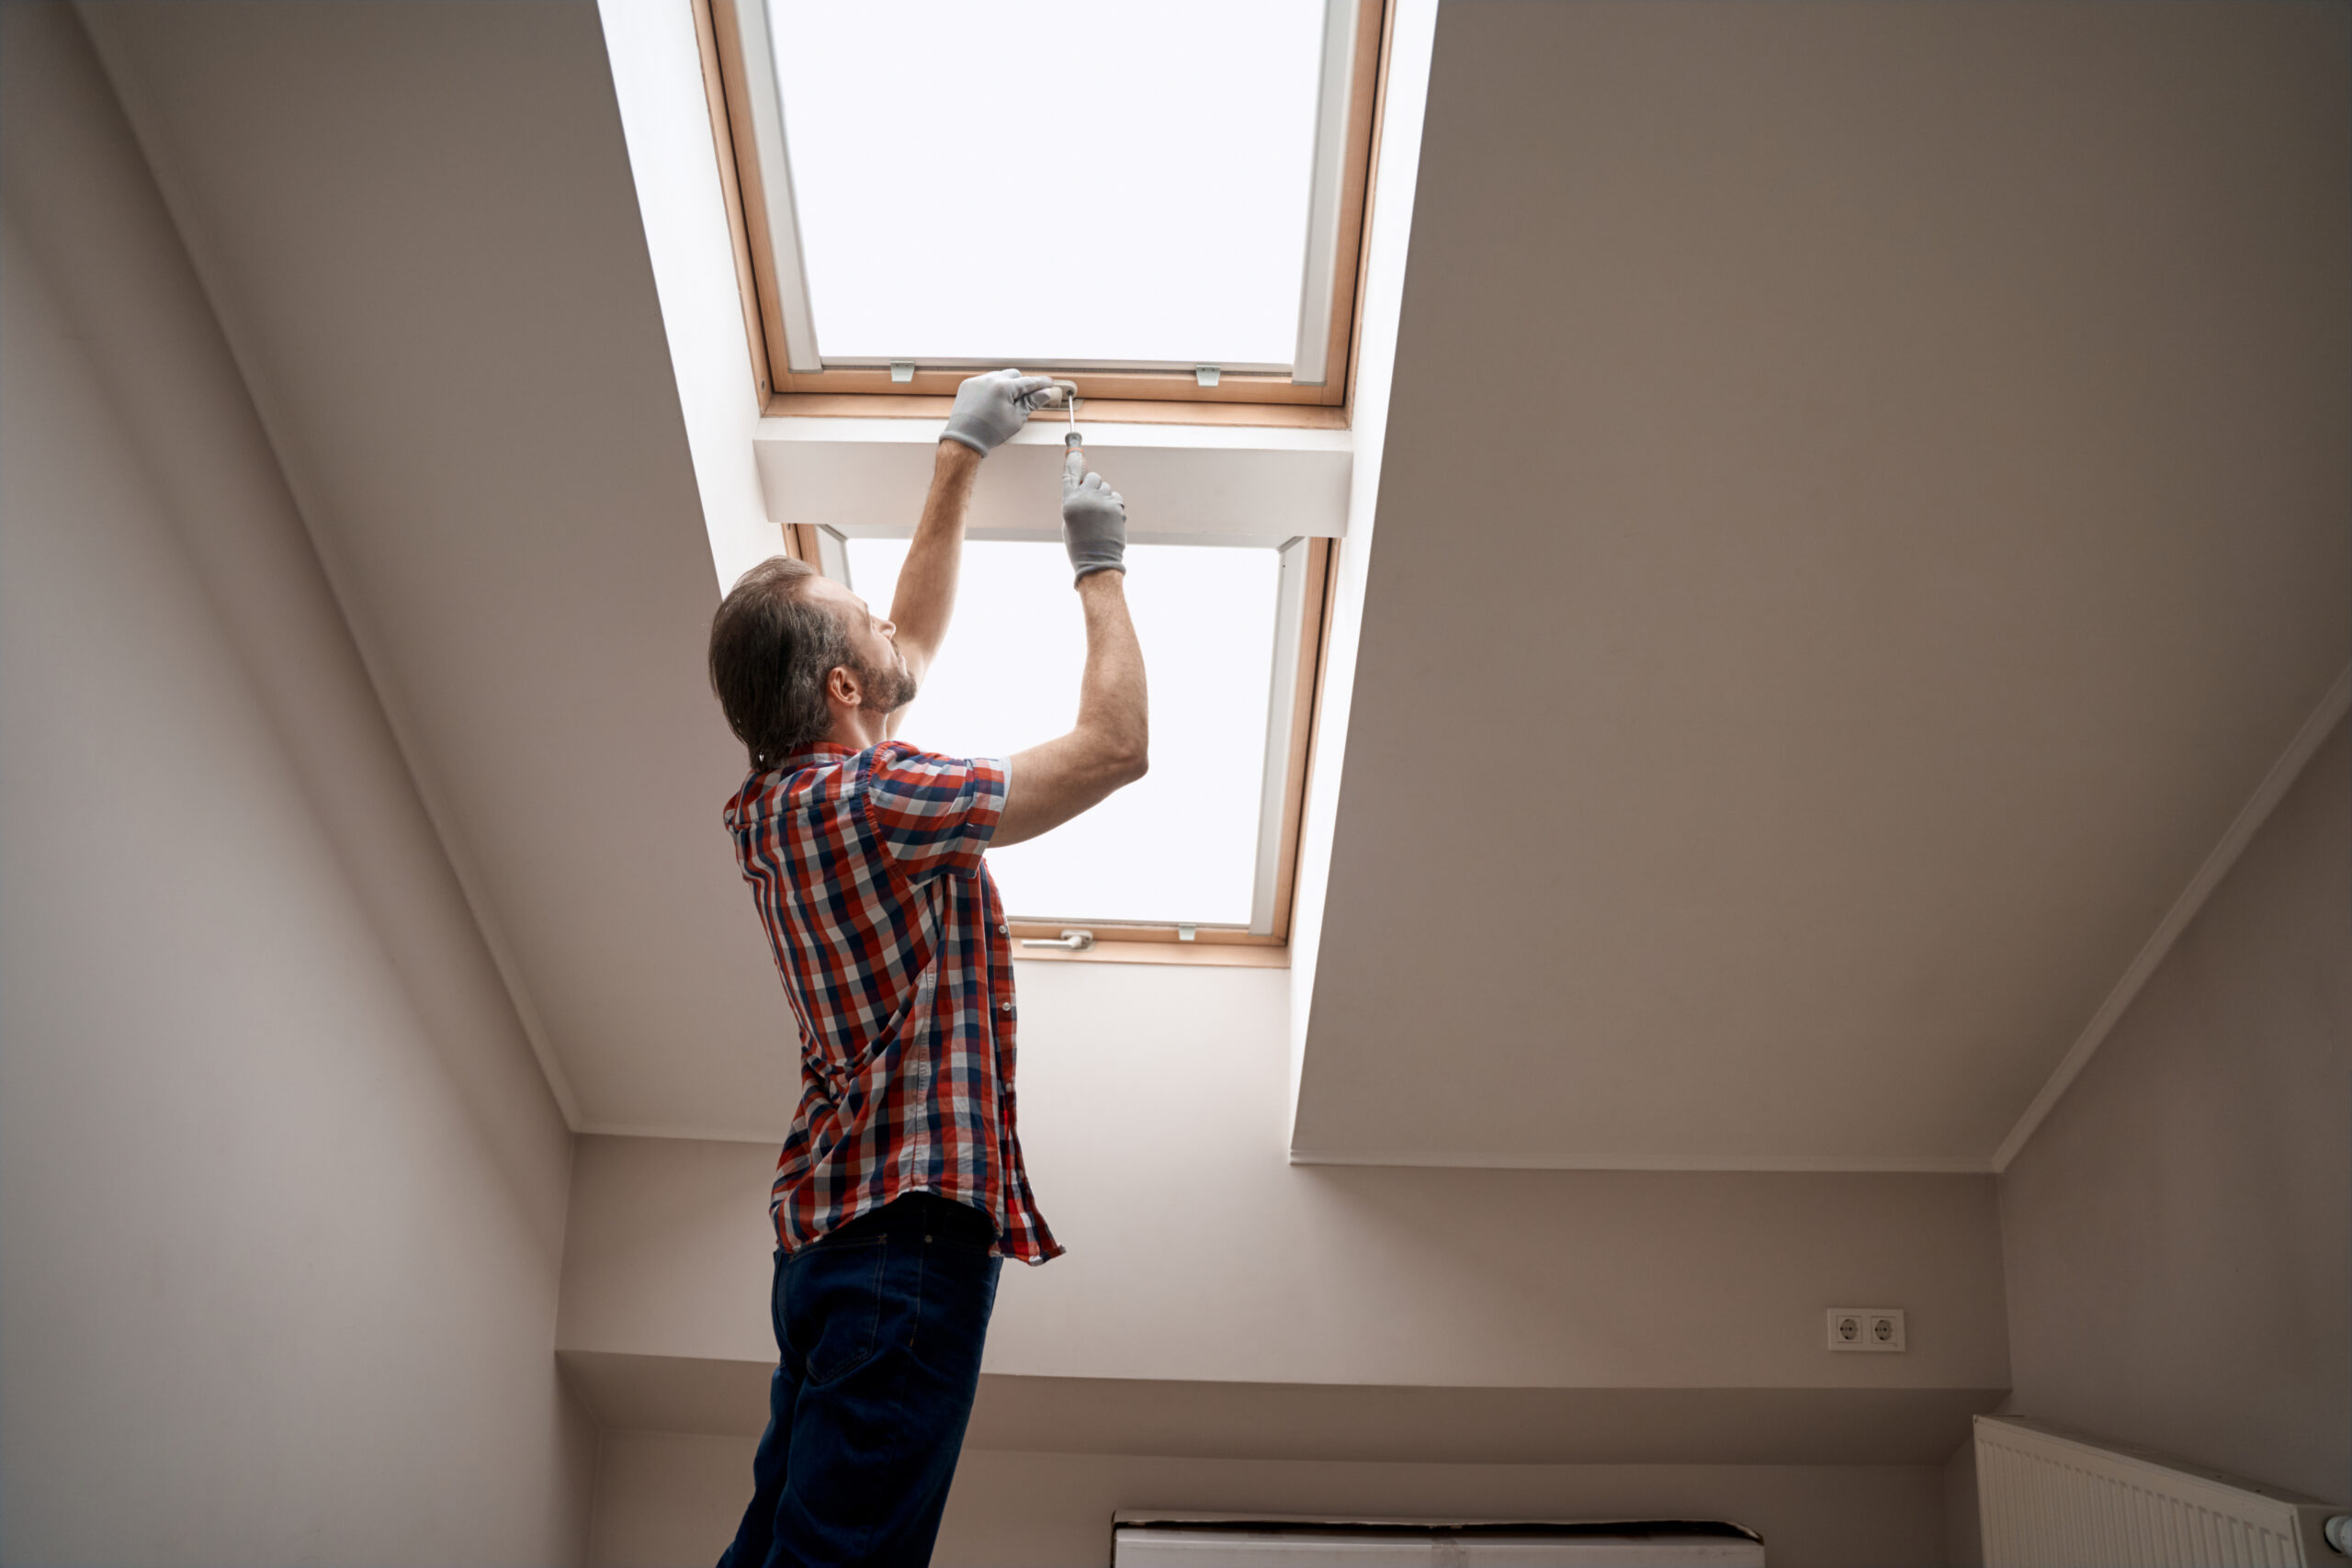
top-left (1975, 1415), bottom-right (2344, 1568)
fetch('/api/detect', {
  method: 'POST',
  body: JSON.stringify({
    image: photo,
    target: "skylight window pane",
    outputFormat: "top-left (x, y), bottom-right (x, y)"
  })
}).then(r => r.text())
top-left (844, 538), bottom-right (1280, 925)
top-left (769, 1), bottom-right (1327, 367)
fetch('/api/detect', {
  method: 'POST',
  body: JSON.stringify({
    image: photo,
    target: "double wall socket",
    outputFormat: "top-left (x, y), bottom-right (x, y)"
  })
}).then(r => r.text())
top-left (1826, 1308), bottom-right (1905, 1352)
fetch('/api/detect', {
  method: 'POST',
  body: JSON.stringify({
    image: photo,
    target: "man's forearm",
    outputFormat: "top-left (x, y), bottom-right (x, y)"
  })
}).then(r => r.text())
top-left (1072, 571), bottom-right (1148, 772)
top-left (890, 440), bottom-right (982, 671)
top-left (995, 572), bottom-right (1148, 846)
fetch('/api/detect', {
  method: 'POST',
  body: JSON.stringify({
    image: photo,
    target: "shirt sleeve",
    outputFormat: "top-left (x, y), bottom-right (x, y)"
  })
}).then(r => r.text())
top-left (858, 743), bottom-right (1007, 886)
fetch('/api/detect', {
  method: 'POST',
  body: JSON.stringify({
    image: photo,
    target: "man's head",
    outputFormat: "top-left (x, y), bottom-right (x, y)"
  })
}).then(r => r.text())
top-left (708, 557), bottom-right (917, 768)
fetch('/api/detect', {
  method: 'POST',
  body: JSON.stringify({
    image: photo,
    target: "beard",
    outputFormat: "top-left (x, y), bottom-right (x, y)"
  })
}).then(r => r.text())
top-left (856, 651), bottom-right (918, 715)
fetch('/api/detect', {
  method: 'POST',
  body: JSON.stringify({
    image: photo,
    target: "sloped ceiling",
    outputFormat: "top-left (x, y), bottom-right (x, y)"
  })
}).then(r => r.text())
top-left (1294, 1), bottom-right (2348, 1167)
top-left (83, 1), bottom-right (2349, 1168)
top-left (83, 0), bottom-right (799, 1134)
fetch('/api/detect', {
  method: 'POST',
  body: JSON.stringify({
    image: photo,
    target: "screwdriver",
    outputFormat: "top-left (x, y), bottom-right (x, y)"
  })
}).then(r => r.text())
top-left (1046, 378), bottom-right (1083, 465)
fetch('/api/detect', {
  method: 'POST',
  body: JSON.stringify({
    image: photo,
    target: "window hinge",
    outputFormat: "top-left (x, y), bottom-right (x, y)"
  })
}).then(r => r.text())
top-left (1194, 366), bottom-right (1221, 388)
top-left (1019, 929), bottom-right (1095, 952)
top-left (889, 361), bottom-right (915, 383)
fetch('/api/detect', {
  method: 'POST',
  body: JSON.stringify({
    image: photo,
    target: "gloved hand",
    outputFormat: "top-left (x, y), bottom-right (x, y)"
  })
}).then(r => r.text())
top-left (1062, 449), bottom-right (1127, 583)
top-left (941, 368), bottom-right (1057, 457)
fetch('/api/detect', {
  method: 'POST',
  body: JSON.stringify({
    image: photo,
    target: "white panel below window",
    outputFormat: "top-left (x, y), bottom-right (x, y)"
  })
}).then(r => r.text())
top-left (753, 418), bottom-right (1353, 545)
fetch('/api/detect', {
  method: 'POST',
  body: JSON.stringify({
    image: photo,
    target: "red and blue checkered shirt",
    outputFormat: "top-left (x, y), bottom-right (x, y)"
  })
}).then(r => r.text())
top-left (724, 740), bottom-right (1060, 1265)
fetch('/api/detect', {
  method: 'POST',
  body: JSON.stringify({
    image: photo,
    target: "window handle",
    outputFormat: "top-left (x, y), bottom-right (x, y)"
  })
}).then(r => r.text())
top-left (1018, 930), bottom-right (1095, 952)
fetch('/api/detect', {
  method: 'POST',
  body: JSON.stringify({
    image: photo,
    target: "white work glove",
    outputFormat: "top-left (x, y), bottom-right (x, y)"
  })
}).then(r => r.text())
top-left (1062, 448), bottom-right (1127, 583)
top-left (941, 368), bottom-right (1057, 457)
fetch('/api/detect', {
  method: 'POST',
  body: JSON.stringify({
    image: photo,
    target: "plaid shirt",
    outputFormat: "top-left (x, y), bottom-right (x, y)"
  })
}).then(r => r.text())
top-left (723, 740), bottom-right (1060, 1265)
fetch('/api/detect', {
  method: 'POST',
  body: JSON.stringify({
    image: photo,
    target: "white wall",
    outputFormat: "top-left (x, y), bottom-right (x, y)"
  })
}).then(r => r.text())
top-left (1997, 721), bottom-right (2351, 1506)
top-left (0, 7), bottom-right (591, 1561)
top-left (562, 960), bottom-right (2004, 1562)
top-left (564, 962), bottom-right (2008, 1393)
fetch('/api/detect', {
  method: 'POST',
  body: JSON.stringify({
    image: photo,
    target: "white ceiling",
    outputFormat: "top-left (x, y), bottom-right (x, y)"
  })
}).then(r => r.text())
top-left (85, 1), bottom-right (2347, 1166)
top-left (85, 0), bottom-right (799, 1135)
top-left (1295, 1), bottom-right (2348, 1168)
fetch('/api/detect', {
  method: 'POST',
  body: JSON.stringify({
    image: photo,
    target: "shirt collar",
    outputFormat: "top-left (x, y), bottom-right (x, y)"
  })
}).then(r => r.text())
top-left (727, 741), bottom-right (862, 828)
top-left (771, 740), bottom-right (861, 774)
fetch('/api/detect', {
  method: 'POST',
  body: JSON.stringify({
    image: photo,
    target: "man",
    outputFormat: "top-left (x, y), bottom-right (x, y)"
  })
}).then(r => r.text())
top-left (705, 369), bottom-right (1147, 1567)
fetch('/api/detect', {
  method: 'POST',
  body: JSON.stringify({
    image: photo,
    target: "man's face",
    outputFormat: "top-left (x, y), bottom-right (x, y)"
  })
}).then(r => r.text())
top-left (808, 575), bottom-right (916, 715)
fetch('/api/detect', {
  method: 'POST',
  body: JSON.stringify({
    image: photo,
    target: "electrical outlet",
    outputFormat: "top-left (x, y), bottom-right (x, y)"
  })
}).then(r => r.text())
top-left (1826, 1308), bottom-right (1905, 1352)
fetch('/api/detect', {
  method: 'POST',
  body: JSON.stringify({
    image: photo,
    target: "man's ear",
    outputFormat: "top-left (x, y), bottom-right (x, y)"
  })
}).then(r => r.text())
top-left (825, 664), bottom-right (862, 710)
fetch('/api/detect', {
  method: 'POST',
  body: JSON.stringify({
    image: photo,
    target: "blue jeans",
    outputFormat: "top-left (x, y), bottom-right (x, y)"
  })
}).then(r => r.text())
top-left (718, 1193), bottom-right (1002, 1568)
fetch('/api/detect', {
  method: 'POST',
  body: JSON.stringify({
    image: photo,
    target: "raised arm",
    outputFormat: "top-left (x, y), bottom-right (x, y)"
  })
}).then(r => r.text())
top-left (889, 369), bottom-right (1056, 695)
top-left (887, 440), bottom-right (979, 691)
top-left (997, 456), bottom-right (1148, 846)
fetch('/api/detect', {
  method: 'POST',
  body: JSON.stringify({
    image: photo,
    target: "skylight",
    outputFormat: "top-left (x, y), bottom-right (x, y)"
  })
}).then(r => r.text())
top-left (766, 1), bottom-right (1328, 370)
top-left (713, 0), bottom-right (1384, 403)
top-left (845, 537), bottom-right (1283, 926)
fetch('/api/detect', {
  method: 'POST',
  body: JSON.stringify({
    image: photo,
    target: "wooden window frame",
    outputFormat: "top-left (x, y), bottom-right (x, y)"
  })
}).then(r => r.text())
top-left (785, 525), bottom-right (1340, 967)
top-left (697, 0), bottom-right (1389, 427)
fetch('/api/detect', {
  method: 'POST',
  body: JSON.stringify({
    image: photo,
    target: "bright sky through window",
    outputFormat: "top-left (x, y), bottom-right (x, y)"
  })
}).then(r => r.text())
top-left (769, 1), bottom-right (1328, 367)
top-left (845, 538), bottom-right (1280, 925)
